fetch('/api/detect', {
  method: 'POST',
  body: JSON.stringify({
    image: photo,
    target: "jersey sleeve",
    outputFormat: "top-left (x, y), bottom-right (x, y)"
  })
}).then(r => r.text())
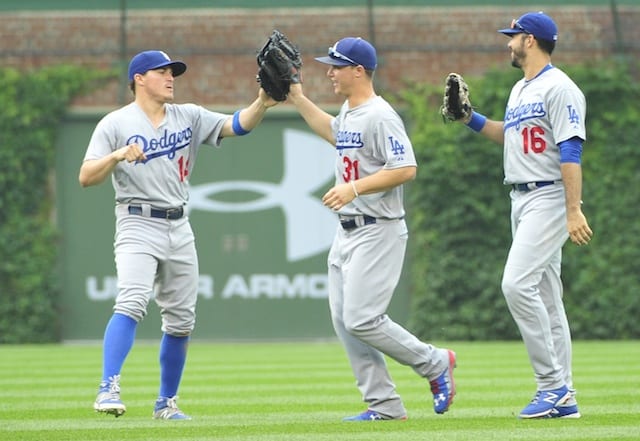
top-left (548, 82), bottom-right (586, 144)
top-left (186, 104), bottom-right (228, 148)
top-left (84, 116), bottom-right (118, 161)
top-left (374, 117), bottom-right (417, 170)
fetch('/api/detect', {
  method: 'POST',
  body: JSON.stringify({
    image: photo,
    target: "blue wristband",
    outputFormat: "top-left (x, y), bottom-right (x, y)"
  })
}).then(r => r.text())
top-left (466, 111), bottom-right (487, 133)
top-left (232, 110), bottom-right (250, 136)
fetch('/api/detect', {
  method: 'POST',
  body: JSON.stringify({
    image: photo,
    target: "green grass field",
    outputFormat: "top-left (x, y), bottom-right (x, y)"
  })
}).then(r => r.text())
top-left (1, 340), bottom-right (638, 441)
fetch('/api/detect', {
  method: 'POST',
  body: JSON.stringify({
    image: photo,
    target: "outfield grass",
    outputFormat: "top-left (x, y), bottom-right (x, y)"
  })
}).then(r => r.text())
top-left (0, 340), bottom-right (638, 440)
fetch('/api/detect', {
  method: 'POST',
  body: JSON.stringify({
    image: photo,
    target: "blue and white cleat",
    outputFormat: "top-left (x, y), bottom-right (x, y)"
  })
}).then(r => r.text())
top-left (342, 409), bottom-right (387, 422)
top-left (342, 409), bottom-right (406, 421)
top-left (153, 396), bottom-right (192, 420)
top-left (94, 374), bottom-right (126, 417)
top-left (519, 385), bottom-right (571, 419)
top-left (548, 390), bottom-right (581, 419)
top-left (430, 349), bottom-right (457, 414)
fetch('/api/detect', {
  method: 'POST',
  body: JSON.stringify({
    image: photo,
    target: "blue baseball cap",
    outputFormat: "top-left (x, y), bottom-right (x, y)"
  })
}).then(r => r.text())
top-left (127, 50), bottom-right (187, 81)
top-left (498, 11), bottom-right (558, 42)
top-left (315, 37), bottom-right (377, 71)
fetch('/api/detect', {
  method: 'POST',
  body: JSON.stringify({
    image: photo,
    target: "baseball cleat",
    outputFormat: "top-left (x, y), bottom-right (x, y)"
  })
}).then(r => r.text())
top-left (519, 385), bottom-right (571, 419)
top-left (94, 375), bottom-right (126, 417)
top-left (342, 409), bottom-right (406, 421)
top-left (548, 403), bottom-right (581, 418)
top-left (153, 396), bottom-right (192, 420)
top-left (430, 349), bottom-right (457, 414)
top-left (548, 390), bottom-right (581, 419)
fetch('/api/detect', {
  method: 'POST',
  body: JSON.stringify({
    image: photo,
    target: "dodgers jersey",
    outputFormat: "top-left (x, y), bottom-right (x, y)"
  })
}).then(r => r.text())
top-left (503, 65), bottom-right (586, 184)
top-left (331, 95), bottom-right (417, 219)
top-left (84, 102), bottom-right (228, 208)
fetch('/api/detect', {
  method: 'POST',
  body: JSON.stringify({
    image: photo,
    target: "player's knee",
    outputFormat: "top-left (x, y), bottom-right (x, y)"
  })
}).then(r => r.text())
top-left (344, 322), bottom-right (361, 335)
top-left (501, 275), bottom-right (515, 297)
top-left (343, 317), bottom-right (363, 335)
top-left (501, 273), bottom-right (524, 303)
top-left (162, 314), bottom-right (195, 336)
top-left (113, 299), bottom-right (148, 322)
top-left (344, 315), bottom-right (384, 337)
top-left (164, 328), bottom-right (192, 337)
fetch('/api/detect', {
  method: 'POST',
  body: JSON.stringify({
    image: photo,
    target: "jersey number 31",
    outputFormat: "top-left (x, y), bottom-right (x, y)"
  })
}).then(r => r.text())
top-left (342, 156), bottom-right (360, 182)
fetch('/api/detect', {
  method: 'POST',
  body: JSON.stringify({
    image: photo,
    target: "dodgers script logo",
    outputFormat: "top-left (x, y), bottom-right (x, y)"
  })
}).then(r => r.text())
top-left (189, 129), bottom-right (337, 262)
top-left (504, 100), bottom-right (547, 131)
top-left (127, 127), bottom-right (193, 161)
top-left (336, 130), bottom-right (364, 151)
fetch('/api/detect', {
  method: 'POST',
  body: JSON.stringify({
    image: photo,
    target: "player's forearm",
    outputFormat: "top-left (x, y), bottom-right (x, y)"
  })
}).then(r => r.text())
top-left (560, 162), bottom-right (584, 212)
top-left (78, 155), bottom-right (120, 187)
top-left (561, 162), bottom-right (593, 245)
top-left (479, 119), bottom-right (505, 144)
top-left (288, 92), bottom-right (335, 145)
top-left (238, 97), bottom-right (271, 132)
top-left (220, 88), bottom-right (279, 138)
top-left (353, 166), bottom-right (416, 195)
top-left (462, 111), bottom-right (504, 145)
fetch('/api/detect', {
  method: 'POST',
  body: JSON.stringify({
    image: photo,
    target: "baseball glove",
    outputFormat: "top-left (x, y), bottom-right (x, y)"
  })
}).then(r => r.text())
top-left (256, 30), bottom-right (302, 102)
top-left (440, 72), bottom-right (473, 122)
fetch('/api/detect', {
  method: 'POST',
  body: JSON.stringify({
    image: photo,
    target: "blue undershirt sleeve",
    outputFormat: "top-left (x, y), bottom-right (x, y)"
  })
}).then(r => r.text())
top-left (558, 137), bottom-right (583, 164)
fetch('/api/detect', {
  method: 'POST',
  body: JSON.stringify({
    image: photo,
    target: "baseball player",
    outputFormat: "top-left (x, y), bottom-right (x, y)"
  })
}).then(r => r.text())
top-left (287, 37), bottom-right (456, 421)
top-left (79, 50), bottom-right (277, 419)
top-left (451, 12), bottom-right (592, 418)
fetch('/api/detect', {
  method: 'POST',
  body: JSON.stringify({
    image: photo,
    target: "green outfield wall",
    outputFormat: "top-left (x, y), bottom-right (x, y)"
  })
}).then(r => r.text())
top-left (56, 111), bottom-right (410, 340)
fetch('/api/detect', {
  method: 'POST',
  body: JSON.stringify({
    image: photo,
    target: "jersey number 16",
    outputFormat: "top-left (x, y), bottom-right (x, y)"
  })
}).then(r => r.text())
top-left (522, 126), bottom-right (547, 154)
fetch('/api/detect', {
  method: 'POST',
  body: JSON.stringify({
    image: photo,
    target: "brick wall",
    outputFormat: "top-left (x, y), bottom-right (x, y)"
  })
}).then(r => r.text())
top-left (1, 5), bottom-right (638, 108)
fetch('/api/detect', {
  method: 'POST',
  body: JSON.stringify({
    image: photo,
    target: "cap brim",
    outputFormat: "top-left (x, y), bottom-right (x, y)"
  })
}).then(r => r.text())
top-left (151, 61), bottom-right (187, 77)
top-left (498, 28), bottom-right (522, 36)
top-left (314, 56), bottom-right (354, 67)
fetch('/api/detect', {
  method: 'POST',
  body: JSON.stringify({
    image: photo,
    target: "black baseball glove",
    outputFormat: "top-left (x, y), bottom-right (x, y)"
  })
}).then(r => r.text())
top-left (440, 72), bottom-right (473, 122)
top-left (256, 30), bottom-right (302, 102)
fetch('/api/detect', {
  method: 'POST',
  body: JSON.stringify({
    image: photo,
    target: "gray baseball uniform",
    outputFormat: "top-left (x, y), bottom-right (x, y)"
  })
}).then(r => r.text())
top-left (501, 65), bottom-right (586, 391)
top-left (85, 102), bottom-right (228, 334)
top-left (328, 95), bottom-right (451, 418)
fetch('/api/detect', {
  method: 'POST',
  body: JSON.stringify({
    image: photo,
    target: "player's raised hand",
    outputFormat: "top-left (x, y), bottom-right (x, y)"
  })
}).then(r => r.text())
top-left (287, 82), bottom-right (303, 99)
top-left (258, 87), bottom-right (279, 108)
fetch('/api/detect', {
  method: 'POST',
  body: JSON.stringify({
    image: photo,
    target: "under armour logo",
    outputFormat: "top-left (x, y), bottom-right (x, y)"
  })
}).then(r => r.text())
top-left (189, 129), bottom-right (337, 262)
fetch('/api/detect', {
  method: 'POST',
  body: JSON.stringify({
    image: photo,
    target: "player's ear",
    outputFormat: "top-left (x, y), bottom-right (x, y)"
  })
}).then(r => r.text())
top-left (525, 34), bottom-right (536, 47)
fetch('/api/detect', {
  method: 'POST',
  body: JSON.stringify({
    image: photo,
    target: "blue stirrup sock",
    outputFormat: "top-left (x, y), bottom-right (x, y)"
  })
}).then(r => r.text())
top-left (159, 333), bottom-right (190, 398)
top-left (102, 313), bottom-right (137, 383)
